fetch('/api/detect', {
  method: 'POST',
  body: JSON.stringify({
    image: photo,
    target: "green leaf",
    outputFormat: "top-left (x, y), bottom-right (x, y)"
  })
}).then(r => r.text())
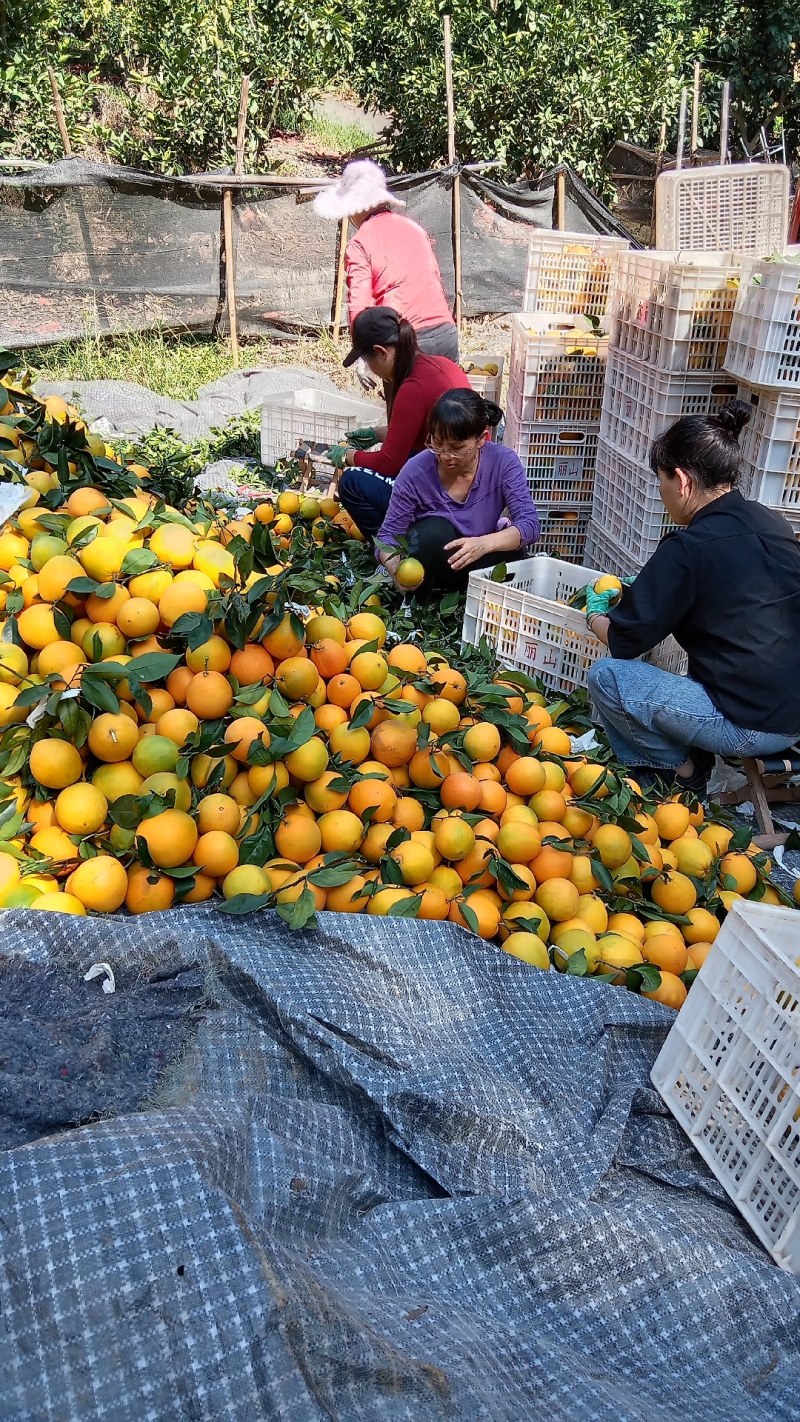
top-left (123, 652), bottom-right (181, 683)
top-left (67, 577), bottom-right (116, 598)
top-left (121, 548), bottom-right (158, 576)
top-left (306, 859), bottom-right (362, 888)
top-left (269, 688), bottom-right (290, 718)
top-left (381, 854), bottom-right (405, 886)
top-left (13, 681), bottom-right (52, 709)
top-left (565, 948), bottom-right (589, 976)
top-left (386, 892), bottom-right (423, 918)
top-left (80, 675), bottom-right (121, 714)
top-left (455, 899), bottom-right (479, 934)
top-left (218, 892), bottom-right (273, 914)
top-left (109, 795), bottom-right (146, 830)
top-left (627, 963), bottom-right (662, 993)
top-left (171, 612), bottom-right (213, 650)
top-left (276, 885), bottom-right (318, 930)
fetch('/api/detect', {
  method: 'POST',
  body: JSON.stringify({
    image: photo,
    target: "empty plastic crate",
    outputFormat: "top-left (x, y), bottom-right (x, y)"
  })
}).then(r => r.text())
top-left (461, 554), bottom-right (685, 695)
top-left (523, 229), bottom-right (629, 319)
top-left (261, 388), bottom-right (380, 466)
top-left (509, 314), bottom-right (609, 423)
top-left (504, 405), bottom-right (598, 504)
top-left (736, 385), bottom-right (800, 509)
top-left (655, 163), bottom-right (790, 256)
top-left (725, 259), bottom-right (800, 390)
top-left (462, 353), bottom-right (504, 404)
top-left (652, 900), bottom-right (800, 1273)
top-left (590, 439), bottom-right (676, 562)
top-left (584, 521), bottom-right (645, 578)
top-left (612, 250), bottom-right (742, 373)
top-left (601, 350), bottom-right (738, 465)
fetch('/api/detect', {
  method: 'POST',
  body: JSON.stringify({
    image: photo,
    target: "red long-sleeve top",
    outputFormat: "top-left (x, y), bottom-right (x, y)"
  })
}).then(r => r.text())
top-left (352, 355), bottom-right (471, 479)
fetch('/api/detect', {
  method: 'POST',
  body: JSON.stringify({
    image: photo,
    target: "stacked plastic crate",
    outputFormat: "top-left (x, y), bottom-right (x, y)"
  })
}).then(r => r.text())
top-left (724, 255), bottom-right (800, 542)
top-left (504, 230), bottom-right (628, 563)
top-left (585, 251), bottom-right (742, 575)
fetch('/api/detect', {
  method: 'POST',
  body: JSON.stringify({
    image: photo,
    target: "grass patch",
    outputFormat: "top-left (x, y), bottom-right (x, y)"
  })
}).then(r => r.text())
top-left (25, 327), bottom-right (350, 399)
top-left (302, 112), bottom-right (376, 155)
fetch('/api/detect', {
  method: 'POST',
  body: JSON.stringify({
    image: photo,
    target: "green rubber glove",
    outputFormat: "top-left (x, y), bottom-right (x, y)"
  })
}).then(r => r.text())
top-left (585, 586), bottom-right (619, 618)
top-left (346, 427), bottom-right (377, 449)
top-left (326, 444), bottom-right (349, 470)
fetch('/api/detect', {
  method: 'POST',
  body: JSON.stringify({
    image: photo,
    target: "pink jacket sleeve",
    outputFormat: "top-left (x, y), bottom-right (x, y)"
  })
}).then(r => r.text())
top-left (344, 234), bottom-right (376, 326)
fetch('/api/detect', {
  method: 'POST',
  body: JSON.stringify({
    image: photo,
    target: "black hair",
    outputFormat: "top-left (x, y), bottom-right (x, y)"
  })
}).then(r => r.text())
top-left (649, 399), bottom-right (751, 490)
top-left (367, 307), bottom-right (419, 418)
top-left (428, 388), bottom-right (503, 442)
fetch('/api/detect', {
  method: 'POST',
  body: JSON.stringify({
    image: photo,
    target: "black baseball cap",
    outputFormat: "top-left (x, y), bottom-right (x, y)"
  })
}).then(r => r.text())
top-left (343, 307), bottom-right (402, 368)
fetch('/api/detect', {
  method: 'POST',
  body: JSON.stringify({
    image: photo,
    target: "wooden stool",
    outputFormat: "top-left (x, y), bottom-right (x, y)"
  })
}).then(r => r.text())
top-left (718, 749), bottom-right (800, 848)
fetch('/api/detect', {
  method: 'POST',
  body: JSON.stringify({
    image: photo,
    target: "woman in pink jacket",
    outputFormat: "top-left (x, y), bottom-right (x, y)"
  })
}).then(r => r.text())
top-left (314, 160), bottom-right (459, 361)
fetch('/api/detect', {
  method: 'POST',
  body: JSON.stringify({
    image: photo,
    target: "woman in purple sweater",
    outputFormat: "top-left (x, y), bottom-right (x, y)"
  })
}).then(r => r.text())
top-left (376, 388), bottom-right (540, 593)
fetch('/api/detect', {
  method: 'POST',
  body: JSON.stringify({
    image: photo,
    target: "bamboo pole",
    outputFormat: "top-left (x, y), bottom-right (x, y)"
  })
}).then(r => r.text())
top-left (47, 68), bottom-right (72, 156)
top-left (720, 80), bottom-right (731, 164)
top-left (691, 62), bottom-right (700, 155)
top-left (555, 170), bottom-right (566, 230)
top-left (332, 216), bottom-right (348, 340)
top-left (676, 87), bottom-right (688, 172)
top-left (443, 15), bottom-right (462, 331)
top-left (223, 75), bottom-right (249, 367)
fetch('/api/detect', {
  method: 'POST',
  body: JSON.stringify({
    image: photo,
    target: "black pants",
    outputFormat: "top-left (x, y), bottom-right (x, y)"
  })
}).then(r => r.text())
top-left (408, 516), bottom-right (523, 594)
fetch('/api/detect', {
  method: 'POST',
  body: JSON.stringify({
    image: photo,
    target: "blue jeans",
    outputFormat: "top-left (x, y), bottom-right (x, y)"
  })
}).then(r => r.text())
top-left (588, 659), bottom-right (800, 768)
top-left (338, 468), bottom-right (394, 538)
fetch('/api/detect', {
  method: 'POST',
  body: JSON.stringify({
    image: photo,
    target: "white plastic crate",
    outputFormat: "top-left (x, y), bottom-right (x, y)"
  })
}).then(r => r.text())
top-left (523, 229), bottom-right (629, 319)
top-left (725, 259), bottom-right (800, 390)
top-left (612, 250), bottom-right (742, 373)
top-left (652, 900), bottom-right (800, 1273)
top-left (504, 405), bottom-right (598, 505)
top-left (260, 388), bottom-right (380, 467)
top-left (509, 313), bottom-right (609, 423)
top-left (655, 163), bottom-right (790, 256)
top-left (584, 521), bottom-right (645, 578)
top-left (535, 505), bottom-right (590, 563)
top-left (601, 350), bottom-right (738, 466)
top-left (462, 353), bottom-right (504, 404)
top-left (461, 554), bottom-right (685, 696)
top-left (736, 384), bottom-right (800, 509)
top-left (590, 439), bottom-right (676, 563)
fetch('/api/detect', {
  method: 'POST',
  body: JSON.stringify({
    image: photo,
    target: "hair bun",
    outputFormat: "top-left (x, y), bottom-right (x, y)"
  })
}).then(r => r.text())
top-left (713, 399), bottom-right (751, 441)
top-left (483, 399), bottom-right (503, 429)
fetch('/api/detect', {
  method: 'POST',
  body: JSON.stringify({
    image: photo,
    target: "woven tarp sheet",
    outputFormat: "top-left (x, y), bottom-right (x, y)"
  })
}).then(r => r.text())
top-left (32, 365), bottom-right (342, 442)
top-left (0, 906), bottom-right (798, 1421)
top-left (0, 159), bottom-right (632, 346)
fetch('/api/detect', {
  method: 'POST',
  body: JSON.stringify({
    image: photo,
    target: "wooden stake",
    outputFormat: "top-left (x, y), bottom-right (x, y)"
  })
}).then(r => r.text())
top-left (224, 75), bottom-right (249, 368)
top-left (676, 86), bottom-right (688, 172)
top-left (332, 216), bottom-right (348, 340)
top-left (443, 15), bottom-right (462, 330)
top-left (555, 170), bottom-right (566, 230)
top-left (691, 62), bottom-right (700, 155)
top-left (720, 80), bottom-right (731, 164)
top-left (47, 68), bottom-right (72, 157)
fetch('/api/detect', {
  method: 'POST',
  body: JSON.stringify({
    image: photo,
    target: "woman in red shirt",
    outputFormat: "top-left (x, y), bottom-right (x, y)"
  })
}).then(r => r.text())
top-left (330, 307), bottom-right (471, 537)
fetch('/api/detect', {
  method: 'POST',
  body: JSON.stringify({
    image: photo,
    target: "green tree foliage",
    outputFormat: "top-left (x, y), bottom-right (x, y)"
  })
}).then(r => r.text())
top-left (350, 0), bottom-right (797, 190)
top-left (0, 0), bottom-right (351, 172)
top-left (0, 0), bottom-right (796, 183)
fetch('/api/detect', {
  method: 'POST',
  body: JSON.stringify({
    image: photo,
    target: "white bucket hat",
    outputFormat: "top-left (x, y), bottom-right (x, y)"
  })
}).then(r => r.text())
top-left (313, 160), bottom-right (405, 221)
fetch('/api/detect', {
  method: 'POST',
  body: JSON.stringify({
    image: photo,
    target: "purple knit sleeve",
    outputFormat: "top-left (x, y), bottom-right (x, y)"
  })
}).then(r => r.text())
top-left (498, 447), bottom-right (539, 546)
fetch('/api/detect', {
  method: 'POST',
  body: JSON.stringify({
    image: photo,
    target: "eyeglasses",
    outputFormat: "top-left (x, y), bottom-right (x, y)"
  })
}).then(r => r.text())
top-left (426, 437), bottom-right (478, 456)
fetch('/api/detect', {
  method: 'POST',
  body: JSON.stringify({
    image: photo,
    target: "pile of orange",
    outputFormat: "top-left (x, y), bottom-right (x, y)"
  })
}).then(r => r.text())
top-left (0, 372), bottom-right (797, 1014)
